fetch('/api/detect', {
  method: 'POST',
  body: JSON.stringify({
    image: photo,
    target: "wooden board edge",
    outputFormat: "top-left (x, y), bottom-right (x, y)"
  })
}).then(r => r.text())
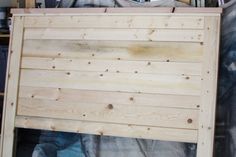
top-left (15, 116), bottom-right (198, 143)
top-left (0, 16), bottom-right (24, 157)
top-left (11, 7), bottom-right (222, 15)
top-left (196, 16), bottom-right (221, 157)
top-left (0, 16), bottom-right (15, 156)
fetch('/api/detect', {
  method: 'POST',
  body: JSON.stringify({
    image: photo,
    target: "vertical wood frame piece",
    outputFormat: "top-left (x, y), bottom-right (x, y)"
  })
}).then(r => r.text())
top-left (1, 8), bottom-right (222, 157)
top-left (0, 16), bottom-right (24, 157)
top-left (25, 0), bottom-right (36, 8)
top-left (197, 16), bottom-right (221, 157)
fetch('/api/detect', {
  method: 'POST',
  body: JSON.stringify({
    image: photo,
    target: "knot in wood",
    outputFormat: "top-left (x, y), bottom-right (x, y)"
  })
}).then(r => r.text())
top-left (107, 104), bottom-right (113, 109)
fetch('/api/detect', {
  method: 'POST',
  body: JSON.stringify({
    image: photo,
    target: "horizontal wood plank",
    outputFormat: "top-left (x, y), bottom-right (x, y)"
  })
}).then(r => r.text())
top-left (11, 8), bottom-right (222, 15)
top-left (23, 40), bottom-right (203, 62)
top-left (19, 86), bottom-right (201, 109)
top-left (24, 28), bottom-right (204, 42)
top-left (17, 98), bottom-right (198, 129)
top-left (24, 16), bottom-right (204, 29)
top-left (19, 69), bottom-right (201, 96)
top-left (15, 116), bottom-right (198, 143)
top-left (21, 57), bottom-right (201, 75)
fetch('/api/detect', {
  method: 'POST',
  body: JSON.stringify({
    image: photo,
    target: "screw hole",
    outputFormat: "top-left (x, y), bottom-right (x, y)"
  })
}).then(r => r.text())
top-left (107, 104), bottom-right (113, 109)
top-left (187, 119), bottom-right (193, 124)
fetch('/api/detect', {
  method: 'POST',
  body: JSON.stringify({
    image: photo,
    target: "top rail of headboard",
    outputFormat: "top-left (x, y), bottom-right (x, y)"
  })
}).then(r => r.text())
top-left (11, 7), bottom-right (222, 16)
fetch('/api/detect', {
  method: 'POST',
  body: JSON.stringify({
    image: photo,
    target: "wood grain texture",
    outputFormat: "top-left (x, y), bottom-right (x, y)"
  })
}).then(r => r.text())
top-left (17, 98), bottom-right (198, 129)
top-left (0, 15), bottom-right (15, 156)
top-left (196, 16), bottom-right (220, 157)
top-left (23, 15), bottom-right (204, 29)
top-left (1, 10), bottom-right (221, 157)
top-left (22, 40), bottom-right (203, 62)
top-left (0, 17), bottom-right (24, 157)
top-left (19, 69), bottom-right (201, 96)
top-left (24, 28), bottom-right (204, 42)
top-left (21, 57), bottom-right (202, 75)
top-left (11, 8), bottom-right (222, 15)
top-left (19, 86), bottom-right (201, 109)
top-left (15, 116), bottom-right (198, 143)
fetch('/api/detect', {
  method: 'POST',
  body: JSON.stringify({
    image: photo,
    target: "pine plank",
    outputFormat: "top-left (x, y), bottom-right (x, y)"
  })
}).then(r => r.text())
top-left (22, 40), bottom-right (203, 62)
top-left (15, 116), bottom-right (198, 143)
top-left (24, 28), bottom-right (204, 42)
top-left (17, 98), bottom-right (199, 129)
top-left (0, 17), bottom-right (24, 157)
top-left (21, 57), bottom-right (202, 75)
top-left (19, 69), bottom-right (201, 96)
top-left (196, 17), bottom-right (220, 157)
top-left (11, 8), bottom-right (222, 15)
top-left (24, 15), bottom-right (204, 29)
top-left (19, 86), bottom-right (201, 109)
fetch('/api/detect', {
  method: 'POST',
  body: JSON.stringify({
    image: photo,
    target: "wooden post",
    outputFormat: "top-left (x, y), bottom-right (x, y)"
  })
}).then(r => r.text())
top-left (25, 0), bottom-right (35, 8)
top-left (0, 16), bottom-right (24, 157)
top-left (196, 16), bottom-right (221, 157)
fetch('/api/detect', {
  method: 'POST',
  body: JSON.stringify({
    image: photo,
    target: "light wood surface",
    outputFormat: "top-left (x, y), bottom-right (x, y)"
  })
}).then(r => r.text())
top-left (19, 69), bottom-right (201, 95)
top-left (15, 116), bottom-right (198, 143)
top-left (19, 86), bottom-right (201, 109)
top-left (24, 28), bottom-right (204, 42)
top-left (11, 8), bottom-right (223, 14)
top-left (17, 97), bottom-right (198, 129)
top-left (196, 16), bottom-right (221, 157)
top-left (25, 0), bottom-right (35, 8)
top-left (1, 9), bottom-right (221, 157)
top-left (21, 57), bottom-right (201, 75)
top-left (22, 40), bottom-right (203, 62)
top-left (0, 16), bottom-right (24, 157)
top-left (23, 15), bottom-right (204, 29)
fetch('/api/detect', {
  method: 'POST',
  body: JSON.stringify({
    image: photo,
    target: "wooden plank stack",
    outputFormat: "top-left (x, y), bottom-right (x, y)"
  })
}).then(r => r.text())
top-left (0, 8), bottom-right (222, 157)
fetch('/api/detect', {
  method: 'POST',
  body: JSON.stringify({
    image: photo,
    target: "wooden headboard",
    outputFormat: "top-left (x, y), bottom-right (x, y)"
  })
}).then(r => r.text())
top-left (0, 7), bottom-right (222, 157)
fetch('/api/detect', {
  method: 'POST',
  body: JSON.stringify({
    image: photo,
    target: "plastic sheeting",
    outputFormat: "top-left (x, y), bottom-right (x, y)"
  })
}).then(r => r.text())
top-left (0, 45), bottom-right (8, 92)
top-left (60, 0), bottom-right (188, 8)
top-left (32, 131), bottom-right (196, 157)
top-left (219, 0), bottom-right (236, 156)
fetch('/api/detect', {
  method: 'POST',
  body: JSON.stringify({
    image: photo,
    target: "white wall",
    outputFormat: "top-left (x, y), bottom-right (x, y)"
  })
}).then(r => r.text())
top-left (0, 0), bottom-right (17, 7)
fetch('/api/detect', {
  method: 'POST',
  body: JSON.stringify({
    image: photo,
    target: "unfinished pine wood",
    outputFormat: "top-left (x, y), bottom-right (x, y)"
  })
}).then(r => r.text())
top-left (1, 8), bottom-right (221, 157)
top-left (23, 15), bottom-right (204, 29)
top-left (19, 86), bottom-right (201, 109)
top-left (24, 28), bottom-right (204, 42)
top-left (17, 98), bottom-right (198, 129)
top-left (25, 0), bottom-right (35, 8)
top-left (197, 16), bottom-right (221, 157)
top-left (19, 69), bottom-right (201, 96)
top-left (21, 57), bottom-right (201, 75)
top-left (11, 8), bottom-right (223, 15)
top-left (15, 116), bottom-right (198, 143)
top-left (0, 17), bottom-right (24, 157)
top-left (22, 40), bottom-right (204, 62)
